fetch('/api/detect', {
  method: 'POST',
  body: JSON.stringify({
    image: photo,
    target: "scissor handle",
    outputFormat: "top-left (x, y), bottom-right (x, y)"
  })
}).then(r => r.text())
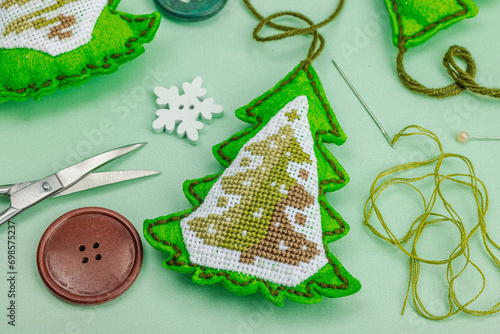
top-left (0, 206), bottom-right (21, 226)
top-left (0, 185), bottom-right (18, 225)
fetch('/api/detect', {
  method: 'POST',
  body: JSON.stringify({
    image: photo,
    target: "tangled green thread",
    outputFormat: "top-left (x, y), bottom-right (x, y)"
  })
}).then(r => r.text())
top-left (365, 126), bottom-right (500, 319)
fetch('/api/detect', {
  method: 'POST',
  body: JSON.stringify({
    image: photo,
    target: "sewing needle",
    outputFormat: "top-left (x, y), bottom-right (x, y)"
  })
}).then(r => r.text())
top-left (331, 60), bottom-right (396, 149)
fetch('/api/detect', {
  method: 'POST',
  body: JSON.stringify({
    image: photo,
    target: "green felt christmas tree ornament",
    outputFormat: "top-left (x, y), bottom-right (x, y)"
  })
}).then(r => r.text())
top-left (0, 0), bottom-right (160, 103)
top-left (385, 0), bottom-right (500, 99)
top-left (144, 0), bottom-right (361, 306)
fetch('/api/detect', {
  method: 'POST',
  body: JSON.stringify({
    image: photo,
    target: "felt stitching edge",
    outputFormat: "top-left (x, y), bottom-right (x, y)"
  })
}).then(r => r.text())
top-left (388, 0), bottom-right (474, 49)
top-left (145, 193), bottom-right (354, 304)
top-left (144, 61), bottom-right (360, 305)
top-left (0, 0), bottom-right (160, 102)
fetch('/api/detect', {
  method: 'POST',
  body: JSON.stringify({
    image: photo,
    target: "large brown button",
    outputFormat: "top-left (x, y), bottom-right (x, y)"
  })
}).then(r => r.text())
top-left (37, 207), bottom-right (143, 305)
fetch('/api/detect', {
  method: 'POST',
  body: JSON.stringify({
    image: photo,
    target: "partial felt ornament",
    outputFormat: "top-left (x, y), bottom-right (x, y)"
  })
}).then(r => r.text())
top-left (152, 76), bottom-right (223, 145)
top-left (383, 0), bottom-right (500, 99)
top-left (385, 0), bottom-right (478, 49)
top-left (0, 0), bottom-right (160, 103)
top-left (0, 0), bottom-right (109, 56)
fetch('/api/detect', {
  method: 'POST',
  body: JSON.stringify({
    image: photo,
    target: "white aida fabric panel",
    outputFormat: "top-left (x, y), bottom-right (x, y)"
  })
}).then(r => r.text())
top-left (180, 95), bottom-right (328, 287)
top-left (0, 0), bottom-right (108, 56)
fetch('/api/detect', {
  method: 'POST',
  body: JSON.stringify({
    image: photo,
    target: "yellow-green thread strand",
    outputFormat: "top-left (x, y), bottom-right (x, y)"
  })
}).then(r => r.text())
top-left (396, 45), bottom-right (500, 99)
top-left (364, 125), bottom-right (500, 320)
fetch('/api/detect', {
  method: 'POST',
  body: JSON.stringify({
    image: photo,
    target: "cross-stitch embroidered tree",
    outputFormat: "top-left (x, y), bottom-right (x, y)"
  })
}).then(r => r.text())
top-left (188, 121), bottom-right (319, 266)
top-left (144, 61), bottom-right (361, 306)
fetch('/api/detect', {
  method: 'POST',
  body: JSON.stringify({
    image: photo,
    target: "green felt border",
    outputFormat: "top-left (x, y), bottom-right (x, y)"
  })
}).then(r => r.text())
top-left (385, 0), bottom-right (478, 49)
top-left (144, 61), bottom-right (361, 306)
top-left (0, 0), bottom-right (160, 103)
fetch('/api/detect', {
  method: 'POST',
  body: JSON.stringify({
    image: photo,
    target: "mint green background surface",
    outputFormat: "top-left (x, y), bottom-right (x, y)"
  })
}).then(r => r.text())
top-left (1, 0), bottom-right (500, 333)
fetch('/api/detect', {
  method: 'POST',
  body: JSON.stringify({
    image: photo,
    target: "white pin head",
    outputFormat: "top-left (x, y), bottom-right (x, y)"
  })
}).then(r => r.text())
top-left (457, 131), bottom-right (500, 143)
top-left (457, 131), bottom-right (470, 143)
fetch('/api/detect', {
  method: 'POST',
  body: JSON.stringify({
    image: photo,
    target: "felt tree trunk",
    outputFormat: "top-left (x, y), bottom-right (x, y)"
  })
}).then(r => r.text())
top-left (144, 61), bottom-right (361, 306)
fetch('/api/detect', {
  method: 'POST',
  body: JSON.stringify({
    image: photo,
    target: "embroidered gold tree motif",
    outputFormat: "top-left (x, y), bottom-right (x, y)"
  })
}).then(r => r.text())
top-left (187, 123), bottom-right (319, 266)
top-left (2, 0), bottom-right (77, 38)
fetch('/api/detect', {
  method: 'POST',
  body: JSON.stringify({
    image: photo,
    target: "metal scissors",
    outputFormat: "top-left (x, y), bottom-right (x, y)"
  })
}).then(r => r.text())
top-left (0, 143), bottom-right (160, 226)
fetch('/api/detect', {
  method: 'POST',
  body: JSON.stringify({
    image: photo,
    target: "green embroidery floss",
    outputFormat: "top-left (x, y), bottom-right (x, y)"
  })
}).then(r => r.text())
top-left (364, 125), bottom-right (500, 319)
top-left (386, 0), bottom-right (500, 99)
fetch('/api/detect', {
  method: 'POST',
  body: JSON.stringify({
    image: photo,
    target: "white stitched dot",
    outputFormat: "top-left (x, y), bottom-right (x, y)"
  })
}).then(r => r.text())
top-left (207, 224), bottom-right (216, 234)
top-left (253, 208), bottom-right (264, 218)
top-left (278, 240), bottom-right (289, 251)
top-left (242, 178), bottom-right (253, 186)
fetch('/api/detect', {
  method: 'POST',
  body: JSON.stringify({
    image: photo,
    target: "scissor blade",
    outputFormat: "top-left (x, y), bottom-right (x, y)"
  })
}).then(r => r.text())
top-left (55, 143), bottom-right (146, 189)
top-left (53, 170), bottom-right (160, 197)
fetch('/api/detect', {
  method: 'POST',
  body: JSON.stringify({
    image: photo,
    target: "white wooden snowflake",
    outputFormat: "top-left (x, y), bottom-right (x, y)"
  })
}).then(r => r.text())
top-left (152, 76), bottom-right (223, 145)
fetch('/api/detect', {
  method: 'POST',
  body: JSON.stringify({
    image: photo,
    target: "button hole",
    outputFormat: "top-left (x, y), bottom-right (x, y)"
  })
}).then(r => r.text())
top-left (81, 257), bottom-right (88, 264)
top-left (93, 242), bottom-right (99, 249)
top-left (78, 245), bottom-right (86, 251)
top-left (95, 254), bottom-right (102, 261)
